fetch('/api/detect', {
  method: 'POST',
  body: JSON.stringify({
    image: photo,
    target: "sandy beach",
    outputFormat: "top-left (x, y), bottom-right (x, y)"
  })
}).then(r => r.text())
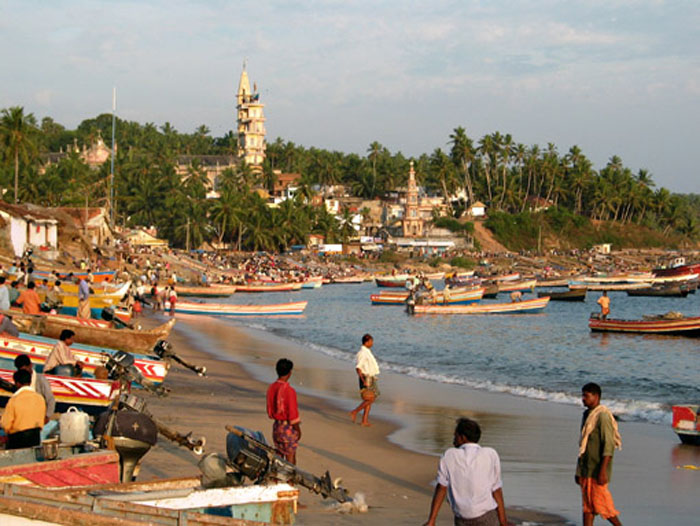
top-left (135, 311), bottom-right (699, 526)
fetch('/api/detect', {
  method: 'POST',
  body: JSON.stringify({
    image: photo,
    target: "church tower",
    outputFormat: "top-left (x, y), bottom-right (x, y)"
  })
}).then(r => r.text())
top-left (402, 161), bottom-right (424, 237)
top-left (236, 64), bottom-right (266, 172)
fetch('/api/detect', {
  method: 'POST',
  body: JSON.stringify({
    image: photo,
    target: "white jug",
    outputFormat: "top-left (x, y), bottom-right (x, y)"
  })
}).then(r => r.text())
top-left (59, 406), bottom-right (90, 445)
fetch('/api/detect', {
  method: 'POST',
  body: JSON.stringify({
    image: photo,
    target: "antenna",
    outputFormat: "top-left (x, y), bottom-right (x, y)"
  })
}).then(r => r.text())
top-left (110, 87), bottom-right (116, 227)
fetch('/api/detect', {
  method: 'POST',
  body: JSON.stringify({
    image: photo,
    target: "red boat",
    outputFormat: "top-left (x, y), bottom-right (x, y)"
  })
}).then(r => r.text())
top-left (653, 261), bottom-right (700, 278)
top-left (589, 315), bottom-right (700, 336)
top-left (672, 405), bottom-right (700, 445)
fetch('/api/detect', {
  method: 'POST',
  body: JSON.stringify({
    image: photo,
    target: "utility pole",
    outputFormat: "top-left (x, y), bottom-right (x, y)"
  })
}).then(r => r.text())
top-left (186, 217), bottom-right (191, 252)
top-left (110, 87), bottom-right (117, 227)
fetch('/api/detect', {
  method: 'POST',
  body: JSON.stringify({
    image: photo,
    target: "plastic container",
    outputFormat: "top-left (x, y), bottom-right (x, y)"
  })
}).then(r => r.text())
top-left (59, 406), bottom-right (90, 445)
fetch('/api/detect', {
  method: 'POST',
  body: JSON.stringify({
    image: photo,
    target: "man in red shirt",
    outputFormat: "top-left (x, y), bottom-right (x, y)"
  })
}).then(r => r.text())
top-left (266, 358), bottom-right (301, 464)
top-left (16, 281), bottom-right (41, 315)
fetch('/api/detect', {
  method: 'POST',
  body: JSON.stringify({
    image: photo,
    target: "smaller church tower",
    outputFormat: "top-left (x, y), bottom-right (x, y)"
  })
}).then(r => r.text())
top-left (236, 64), bottom-right (266, 172)
top-left (402, 161), bottom-right (424, 238)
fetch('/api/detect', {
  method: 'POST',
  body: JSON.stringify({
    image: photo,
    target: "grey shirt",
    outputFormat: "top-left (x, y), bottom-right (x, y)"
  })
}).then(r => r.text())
top-left (32, 371), bottom-right (56, 418)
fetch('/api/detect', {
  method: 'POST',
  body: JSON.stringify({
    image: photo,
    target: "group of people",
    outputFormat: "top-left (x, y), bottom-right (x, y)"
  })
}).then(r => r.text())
top-left (266, 335), bottom-right (622, 526)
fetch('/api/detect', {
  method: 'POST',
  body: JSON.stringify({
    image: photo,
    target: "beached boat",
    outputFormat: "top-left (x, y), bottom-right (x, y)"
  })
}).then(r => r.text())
top-left (174, 300), bottom-right (308, 316)
top-left (0, 368), bottom-right (115, 415)
top-left (30, 269), bottom-right (117, 283)
top-left (423, 272), bottom-right (445, 280)
top-left (301, 277), bottom-right (323, 288)
top-left (0, 333), bottom-right (168, 384)
top-left (535, 278), bottom-right (572, 288)
top-left (371, 287), bottom-right (484, 306)
top-left (671, 405), bottom-right (700, 445)
top-left (537, 288), bottom-right (586, 301)
top-left (588, 315), bottom-right (700, 336)
top-left (486, 272), bottom-right (520, 282)
top-left (0, 449), bottom-right (120, 487)
top-left (174, 285), bottom-right (237, 297)
top-left (235, 282), bottom-right (302, 293)
top-left (626, 284), bottom-right (690, 297)
top-left (497, 279), bottom-right (536, 293)
top-left (7, 312), bottom-right (176, 353)
top-left (331, 275), bottom-right (366, 284)
top-left (414, 296), bottom-right (550, 315)
top-left (653, 261), bottom-right (700, 278)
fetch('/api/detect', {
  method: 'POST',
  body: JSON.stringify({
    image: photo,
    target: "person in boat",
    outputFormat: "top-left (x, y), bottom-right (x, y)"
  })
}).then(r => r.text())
top-left (443, 284), bottom-right (451, 305)
top-left (597, 291), bottom-right (610, 320)
top-left (0, 313), bottom-right (20, 337)
top-left (44, 329), bottom-right (84, 377)
top-left (575, 382), bottom-right (623, 526)
top-left (15, 281), bottom-right (41, 315)
top-left (8, 280), bottom-right (21, 307)
top-left (45, 280), bottom-right (63, 311)
top-left (77, 275), bottom-right (92, 319)
top-left (423, 417), bottom-right (509, 526)
top-left (510, 290), bottom-right (522, 303)
top-left (0, 276), bottom-right (10, 311)
top-left (266, 358), bottom-right (302, 465)
top-left (1, 368), bottom-right (46, 449)
top-left (14, 354), bottom-right (55, 422)
top-left (350, 333), bottom-right (380, 427)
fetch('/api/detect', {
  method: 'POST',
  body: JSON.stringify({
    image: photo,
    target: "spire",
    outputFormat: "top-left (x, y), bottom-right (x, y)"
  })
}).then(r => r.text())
top-left (237, 66), bottom-right (251, 106)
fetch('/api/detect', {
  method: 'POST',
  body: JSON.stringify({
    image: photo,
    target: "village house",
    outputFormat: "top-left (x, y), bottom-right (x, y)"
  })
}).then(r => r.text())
top-left (0, 202), bottom-right (59, 258)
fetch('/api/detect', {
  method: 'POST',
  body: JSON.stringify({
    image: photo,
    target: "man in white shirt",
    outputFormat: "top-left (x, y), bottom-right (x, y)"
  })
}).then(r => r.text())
top-left (349, 333), bottom-right (380, 427)
top-left (424, 418), bottom-right (509, 526)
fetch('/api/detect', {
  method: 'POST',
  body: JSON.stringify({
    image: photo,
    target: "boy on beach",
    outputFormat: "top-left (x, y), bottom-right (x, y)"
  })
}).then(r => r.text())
top-left (576, 382), bottom-right (623, 526)
top-left (350, 333), bottom-right (380, 427)
top-left (424, 417), bottom-right (509, 526)
top-left (266, 358), bottom-right (301, 464)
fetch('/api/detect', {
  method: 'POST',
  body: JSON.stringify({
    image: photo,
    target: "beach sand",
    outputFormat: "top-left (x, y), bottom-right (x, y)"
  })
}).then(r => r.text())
top-left (135, 312), bottom-right (570, 525)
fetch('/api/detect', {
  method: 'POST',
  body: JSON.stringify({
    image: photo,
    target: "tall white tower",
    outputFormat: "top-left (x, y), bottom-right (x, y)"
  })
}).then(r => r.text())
top-left (236, 64), bottom-right (266, 172)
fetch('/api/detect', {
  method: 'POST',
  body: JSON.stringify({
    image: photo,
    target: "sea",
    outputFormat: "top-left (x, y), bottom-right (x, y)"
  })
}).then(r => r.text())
top-left (210, 282), bottom-right (699, 429)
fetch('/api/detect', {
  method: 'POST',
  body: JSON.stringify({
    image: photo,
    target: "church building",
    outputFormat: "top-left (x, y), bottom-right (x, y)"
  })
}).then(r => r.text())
top-left (236, 65), bottom-right (266, 172)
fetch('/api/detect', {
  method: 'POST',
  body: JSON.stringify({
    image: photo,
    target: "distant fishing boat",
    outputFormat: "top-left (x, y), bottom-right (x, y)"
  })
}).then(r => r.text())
top-left (589, 314), bottom-right (700, 336)
top-left (671, 405), bottom-right (700, 445)
top-left (174, 300), bottom-right (308, 317)
top-left (570, 282), bottom-right (649, 291)
top-left (331, 276), bottom-right (366, 284)
top-left (414, 296), bottom-right (550, 315)
top-left (174, 285), bottom-right (237, 297)
top-left (301, 277), bottom-right (323, 288)
top-left (375, 276), bottom-right (409, 288)
top-left (497, 279), bottom-right (536, 293)
top-left (235, 283), bottom-right (301, 293)
top-left (626, 284), bottom-right (690, 297)
top-left (371, 287), bottom-right (484, 306)
top-left (537, 288), bottom-right (586, 301)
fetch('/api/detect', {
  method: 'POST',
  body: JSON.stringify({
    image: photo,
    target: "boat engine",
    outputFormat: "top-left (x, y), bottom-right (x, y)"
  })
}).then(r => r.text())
top-left (153, 340), bottom-right (207, 377)
top-left (104, 350), bottom-right (169, 397)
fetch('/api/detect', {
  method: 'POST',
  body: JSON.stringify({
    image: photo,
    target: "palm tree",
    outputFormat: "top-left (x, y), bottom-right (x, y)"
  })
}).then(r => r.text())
top-left (1, 106), bottom-right (39, 203)
top-left (448, 127), bottom-right (475, 204)
top-left (367, 141), bottom-right (384, 197)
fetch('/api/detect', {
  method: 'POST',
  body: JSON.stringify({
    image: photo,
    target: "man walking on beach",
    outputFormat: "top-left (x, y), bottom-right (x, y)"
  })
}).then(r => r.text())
top-left (266, 358), bottom-right (301, 464)
top-left (424, 417), bottom-right (509, 526)
top-left (350, 333), bottom-right (380, 427)
top-left (576, 382), bottom-right (623, 526)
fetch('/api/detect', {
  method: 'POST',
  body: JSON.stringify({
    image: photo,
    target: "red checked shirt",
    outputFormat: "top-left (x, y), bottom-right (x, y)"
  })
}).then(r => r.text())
top-left (266, 380), bottom-right (300, 424)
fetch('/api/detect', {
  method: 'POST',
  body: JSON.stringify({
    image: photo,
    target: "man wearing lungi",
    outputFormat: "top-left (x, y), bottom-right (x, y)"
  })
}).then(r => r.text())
top-left (266, 358), bottom-right (302, 464)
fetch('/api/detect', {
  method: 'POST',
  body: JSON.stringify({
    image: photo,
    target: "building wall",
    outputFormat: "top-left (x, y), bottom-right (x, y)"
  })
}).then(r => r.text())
top-left (10, 216), bottom-right (26, 257)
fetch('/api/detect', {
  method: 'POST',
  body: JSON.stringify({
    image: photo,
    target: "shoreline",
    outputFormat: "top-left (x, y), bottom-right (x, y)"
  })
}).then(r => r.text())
top-left (138, 312), bottom-right (573, 525)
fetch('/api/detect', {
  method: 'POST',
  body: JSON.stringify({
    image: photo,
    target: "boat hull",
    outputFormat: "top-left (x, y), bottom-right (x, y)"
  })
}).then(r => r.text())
top-left (234, 283), bottom-right (301, 292)
top-left (371, 288), bottom-right (484, 306)
top-left (589, 316), bottom-right (700, 336)
top-left (538, 289), bottom-right (586, 301)
top-left (415, 297), bottom-right (550, 315)
top-left (175, 285), bottom-right (236, 297)
top-left (175, 300), bottom-right (307, 316)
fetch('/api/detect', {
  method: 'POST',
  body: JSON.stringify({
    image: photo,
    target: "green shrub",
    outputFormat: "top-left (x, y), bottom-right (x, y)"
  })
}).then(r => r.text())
top-left (450, 256), bottom-right (476, 269)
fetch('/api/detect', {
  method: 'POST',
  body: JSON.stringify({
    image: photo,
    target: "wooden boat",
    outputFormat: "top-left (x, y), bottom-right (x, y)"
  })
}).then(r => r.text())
top-left (671, 405), bottom-right (700, 445)
top-left (0, 368), bottom-right (115, 415)
top-left (538, 288), bottom-right (586, 301)
top-left (174, 285), bottom-right (237, 297)
top-left (234, 282), bottom-right (301, 293)
top-left (497, 279), bottom-right (536, 293)
top-left (588, 315), bottom-right (700, 336)
top-left (535, 278), bottom-right (571, 288)
top-left (7, 312), bottom-right (176, 353)
top-left (375, 276), bottom-right (410, 288)
top-left (415, 296), bottom-right (550, 315)
top-left (0, 333), bottom-right (168, 384)
top-left (0, 449), bottom-right (120, 487)
top-left (626, 284), bottom-right (690, 297)
top-left (371, 287), bottom-right (484, 306)
top-left (487, 272), bottom-right (520, 282)
top-left (581, 273), bottom-right (653, 284)
top-left (653, 262), bottom-right (700, 278)
top-left (331, 275), bottom-right (366, 284)
top-left (423, 272), bottom-right (445, 280)
top-left (570, 282), bottom-right (649, 291)
top-left (175, 300), bottom-right (307, 316)
top-left (0, 478), bottom-right (298, 525)
top-left (301, 277), bottom-right (323, 288)
top-left (482, 284), bottom-right (499, 298)
top-left (30, 269), bottom-right (117, 283)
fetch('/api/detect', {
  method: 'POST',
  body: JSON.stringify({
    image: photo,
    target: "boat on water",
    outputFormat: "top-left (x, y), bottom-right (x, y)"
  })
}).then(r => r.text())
top-left (570, 282), bottom-right (650, 291)
top-left (497, 279), bottom-right (537, 293)
top-left (588, 314), bottom-right (700, 336)
top-left (234, 282), bottom-right (302, 293)
top-left (537, 288), bottom-right (587, 301)
top-left (414, 296), bottom-right (550, 315)
top-left (535, 278), bottom-right (572, 288)
top-left (174, 285), bottom-right (237, 297)
top-left (0, 448), bottom-right (120, 487)
top-left (331, 275), bottom-right (366, 284)
top-left (0, 333), bottom-right (168, 384)
top-left (375, 276), bottom-right (410, 288)
top-left (174, 300), bottom-right (308, 317)
top-left (301, 277), bottom-right (323, 288)
top-left (0, 368), bottom-right (115, 414)
top-left (7, 312), bottom-right (176, 353)
top-left (671, 405), bottom-right (700, 445)
top-left (626, 284), bottom-right (690, 298)
top-left (371, 287), bottom-right (484, 306)
top-left (482, 284), bottom-right (499, 298)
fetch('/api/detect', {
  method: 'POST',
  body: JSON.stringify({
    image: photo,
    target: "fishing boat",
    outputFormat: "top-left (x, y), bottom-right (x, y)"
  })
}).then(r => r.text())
top-left (234, 283), bottom-right (302, 293)
top-left (588, 315), bottom-right (700, 336)
top-left (538, 288), bottom-right (587, 301)
top-left (371, 288), bottom-right (484, 306)
top-left (7, 312), bottom-right (176, 353)
top-left (0, 449), bottom-right (120, 487)
top-left (486, 272), bottom-right (520, 282)
top-left (174, 300), bottom-right (308, 317)
top-left (30, 269), bottom-right (117, 283)
top-left (174, 285), bottom-right (237, 297)
top-left (331, 275), bottom-right (366, 284)
top-left (375, 276), bottom-right (410, 288)
top-left (497, 279), bottom-right (537, 293)
top-left (0, 368), bottom-right (115, 415)
top-left (671, 405), bottom-right (700, 445)
top-left (570, 282), bottom-right (650, 291)
top-left (0, 333), bottom-right (168, 384)
top-left (414, 296), bottom-right (550, 315)
top-left (482, 284), bottom-right (499, 298)
top-left (301, 277), bottom-right (323, 288)
top-left (626, 284), bottom-right (690, 298)
top-left (423, 272), bottom-right (445, 280)
top-left (535, 278), bottom-right (572, 288)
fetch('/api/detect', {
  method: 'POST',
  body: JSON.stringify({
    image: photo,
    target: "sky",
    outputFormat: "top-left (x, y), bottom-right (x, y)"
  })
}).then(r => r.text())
top-left (1, 0), bottom-right (698, 193)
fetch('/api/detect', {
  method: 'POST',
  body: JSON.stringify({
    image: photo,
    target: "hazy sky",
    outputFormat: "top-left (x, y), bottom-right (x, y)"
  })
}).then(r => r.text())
top-left (1, 1), bottom-right (698, 192)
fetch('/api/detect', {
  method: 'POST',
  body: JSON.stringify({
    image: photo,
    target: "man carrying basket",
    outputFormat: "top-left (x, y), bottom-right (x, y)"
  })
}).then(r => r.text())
top-left (350, 333), bottom-right (380, 427)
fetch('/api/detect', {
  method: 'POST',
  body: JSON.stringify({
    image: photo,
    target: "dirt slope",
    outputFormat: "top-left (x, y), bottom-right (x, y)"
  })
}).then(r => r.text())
top-left (472, 220), bottom-right (509, 253)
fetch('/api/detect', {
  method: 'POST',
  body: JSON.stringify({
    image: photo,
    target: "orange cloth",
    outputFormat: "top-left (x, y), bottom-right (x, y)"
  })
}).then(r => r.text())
top-left (16, 289), bottom-right (41, 315)
top-left (580, 477), bottom-right (619, 519)
top-left (597, 295), bottom-right (610, 315)
top-left (1, 387), bottom-right (46, 434)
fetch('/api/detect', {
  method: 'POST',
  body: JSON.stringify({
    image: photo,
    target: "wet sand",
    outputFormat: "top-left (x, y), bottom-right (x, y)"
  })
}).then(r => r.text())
top-left (136, 312), bottom-right (699, 525)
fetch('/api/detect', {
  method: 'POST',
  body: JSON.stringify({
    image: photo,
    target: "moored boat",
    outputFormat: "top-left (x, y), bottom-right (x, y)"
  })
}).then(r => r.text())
top-left (497, 279), bottom-right (536, 293)
top-left (671, 405), bottom-right (700, 445)
top-left (174, 300), bottom-right (308, 316)
top-left (588, 314), bottom-right (700, 336)
top-left (331, 275), bottom-right (366, 284)
top-left (538, 288), bottom-right (586, 301)
top-left (371, 287), bottom-right (484, 306)
top-left (626, 284), bottom-right (690, 297)
top-left (570, 282), bottom-right (650, 291)
top-left (234, 282), bottom-right (301, 293)
top-left (375, 276), bottom-right (410, 288)
top-left (30, 269), bottom-right (117, 283)
top-left (301, 277), bottom-right (323, 288)
top-left (174, 285), bottom-right (237, 297)
top-left (414, 296), bottom-right (550, 315)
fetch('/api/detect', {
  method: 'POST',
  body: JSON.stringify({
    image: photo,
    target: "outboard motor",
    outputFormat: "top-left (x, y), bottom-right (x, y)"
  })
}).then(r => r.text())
top-left (101, 306), bottom-right (129, 329)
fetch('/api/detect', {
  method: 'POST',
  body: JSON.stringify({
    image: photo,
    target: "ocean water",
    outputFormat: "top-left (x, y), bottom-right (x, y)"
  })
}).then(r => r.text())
top-left (207, 283), bottom-right (699, 426)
